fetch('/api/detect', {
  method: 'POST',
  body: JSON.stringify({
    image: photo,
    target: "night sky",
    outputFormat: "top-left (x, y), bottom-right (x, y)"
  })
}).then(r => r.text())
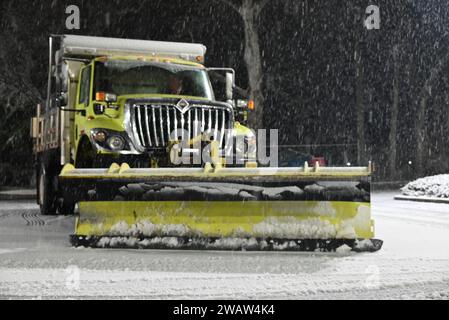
top-left (1, 0), bottom-right (449, 185)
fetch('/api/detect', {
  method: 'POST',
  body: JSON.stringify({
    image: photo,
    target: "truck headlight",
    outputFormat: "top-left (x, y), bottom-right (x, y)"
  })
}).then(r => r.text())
top-left (107, 135), bottom-right (125, 151)
top-left (91, 129), bottom-right (129, 151)
top-left (93, 130), bottom-right (107, 142)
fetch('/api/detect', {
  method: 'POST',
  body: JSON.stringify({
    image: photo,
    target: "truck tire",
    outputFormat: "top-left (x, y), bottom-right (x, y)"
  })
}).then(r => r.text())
top-left (38, 163), bottom-right (57, 215)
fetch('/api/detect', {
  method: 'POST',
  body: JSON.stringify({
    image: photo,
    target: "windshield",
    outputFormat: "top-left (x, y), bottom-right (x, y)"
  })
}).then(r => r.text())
top-left (94, 60), bottom-right (214, 100)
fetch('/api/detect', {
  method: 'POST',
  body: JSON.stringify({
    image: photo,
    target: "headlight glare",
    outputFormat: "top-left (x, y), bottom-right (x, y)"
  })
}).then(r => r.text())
top-left (107, 135), bottom-right (125, 151)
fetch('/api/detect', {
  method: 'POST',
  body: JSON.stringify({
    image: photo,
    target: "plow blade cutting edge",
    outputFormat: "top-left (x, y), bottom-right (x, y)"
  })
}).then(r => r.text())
top-left (60, 163), bottom-right (383, 252)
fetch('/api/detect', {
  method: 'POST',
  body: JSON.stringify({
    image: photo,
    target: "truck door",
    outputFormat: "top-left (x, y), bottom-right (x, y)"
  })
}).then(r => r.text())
top-left (74, 64), bottom-right (92, 146)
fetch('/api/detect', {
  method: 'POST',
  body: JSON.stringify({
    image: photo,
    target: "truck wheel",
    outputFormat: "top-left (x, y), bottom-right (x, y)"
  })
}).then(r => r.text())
top-left (38, 164), bottom-right (57, 215)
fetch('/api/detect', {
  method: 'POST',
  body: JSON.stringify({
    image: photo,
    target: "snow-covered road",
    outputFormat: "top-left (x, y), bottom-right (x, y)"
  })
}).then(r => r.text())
top-left (1, 192), bottom-right (449, 299)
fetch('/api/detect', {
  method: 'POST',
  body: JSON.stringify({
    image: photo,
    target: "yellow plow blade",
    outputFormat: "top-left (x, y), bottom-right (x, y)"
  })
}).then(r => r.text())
top-left (75, 200), bottom-right (373, 239)
top-left (62, 163), bottom-right (382, 252)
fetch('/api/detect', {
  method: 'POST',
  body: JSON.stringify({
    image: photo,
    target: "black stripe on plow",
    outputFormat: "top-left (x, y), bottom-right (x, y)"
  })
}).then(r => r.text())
top-left (70, 235), bottom-right (383, 253)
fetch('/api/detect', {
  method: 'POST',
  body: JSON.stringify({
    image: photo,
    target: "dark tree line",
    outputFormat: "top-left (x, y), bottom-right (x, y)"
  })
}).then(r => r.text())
top-left (1, 0), bottom-right (449, 186)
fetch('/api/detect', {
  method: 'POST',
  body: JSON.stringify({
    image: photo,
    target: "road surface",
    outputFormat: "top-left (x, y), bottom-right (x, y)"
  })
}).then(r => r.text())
top-left (0, 191), bottom-right (449, 299)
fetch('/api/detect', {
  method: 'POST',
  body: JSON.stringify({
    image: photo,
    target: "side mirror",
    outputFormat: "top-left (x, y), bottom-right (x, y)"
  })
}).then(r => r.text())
top-left (57, 92), bottom-right (68, 107)
top-left (207, 68), bottom-right (236, 102)
top-left (225, 72), bottom-right (234, 101)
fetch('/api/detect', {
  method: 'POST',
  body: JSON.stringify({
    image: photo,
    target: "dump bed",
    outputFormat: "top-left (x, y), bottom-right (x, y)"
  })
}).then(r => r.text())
top-left (60, 34), bottom-right (207, 62)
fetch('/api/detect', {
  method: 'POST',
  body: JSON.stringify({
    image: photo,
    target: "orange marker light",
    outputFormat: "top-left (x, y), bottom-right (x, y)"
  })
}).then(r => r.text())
top-left (96, 92), bottom-right (105, 101)
top-left (248, 100), bottom-right (255, 110)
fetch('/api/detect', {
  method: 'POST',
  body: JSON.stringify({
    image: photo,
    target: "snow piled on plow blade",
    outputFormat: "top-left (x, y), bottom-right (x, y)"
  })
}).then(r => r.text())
top-left (74, 200), bottom-right (373, 238)
top-left (70, 199), bottom-right (380, 252)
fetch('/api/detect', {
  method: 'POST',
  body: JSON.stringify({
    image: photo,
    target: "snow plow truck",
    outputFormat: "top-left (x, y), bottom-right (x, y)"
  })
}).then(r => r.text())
top-left (30, 35), bottom-right (382, 252)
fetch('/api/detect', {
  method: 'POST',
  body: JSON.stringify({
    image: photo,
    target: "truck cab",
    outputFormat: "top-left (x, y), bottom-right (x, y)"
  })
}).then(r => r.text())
top-left (73, 56), bottom-right (252, 168)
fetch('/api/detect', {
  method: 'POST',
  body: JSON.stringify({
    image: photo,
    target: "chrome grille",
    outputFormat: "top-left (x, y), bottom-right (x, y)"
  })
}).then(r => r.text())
top-left (129, 102), bottom-right (233, 150)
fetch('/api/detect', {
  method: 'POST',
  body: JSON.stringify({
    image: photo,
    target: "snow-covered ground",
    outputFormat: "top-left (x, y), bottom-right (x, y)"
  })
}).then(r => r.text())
top-left (401, 174), bottom-right (449, 198)
top-left (1, 192), bottom-right (449, 299)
